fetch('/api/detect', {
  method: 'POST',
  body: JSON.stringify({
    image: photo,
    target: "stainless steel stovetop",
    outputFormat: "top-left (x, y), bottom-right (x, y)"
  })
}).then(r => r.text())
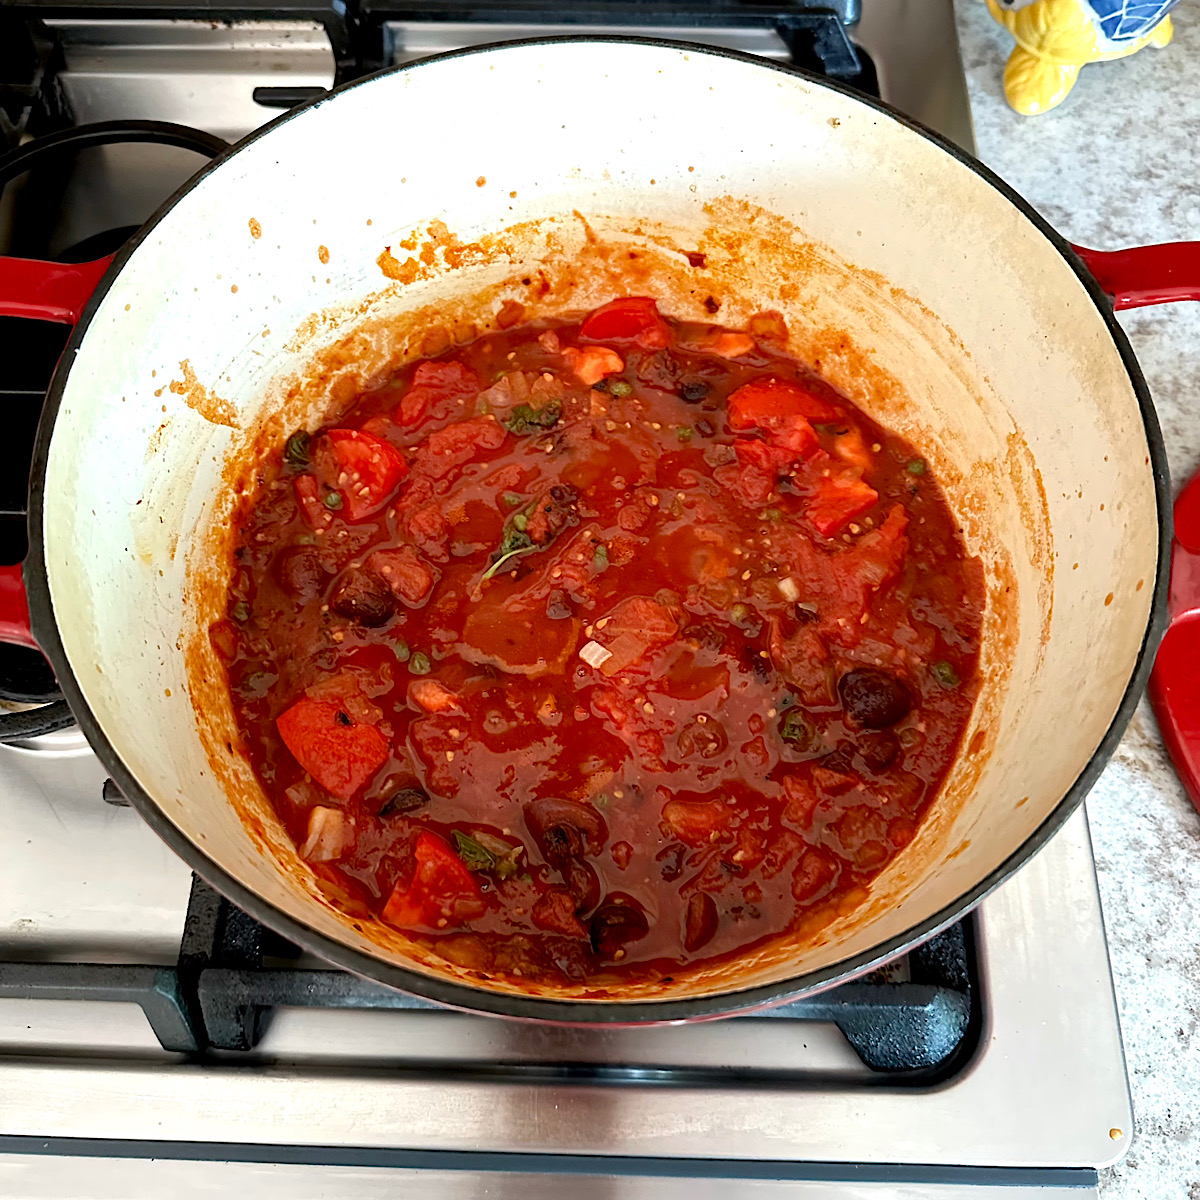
top-left (0, 3), bottom-right (1132, 1195)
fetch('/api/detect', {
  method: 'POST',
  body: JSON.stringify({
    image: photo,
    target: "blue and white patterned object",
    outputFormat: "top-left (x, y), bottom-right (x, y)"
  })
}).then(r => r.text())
top-left (1086, 0), bottom-right (1179, 46)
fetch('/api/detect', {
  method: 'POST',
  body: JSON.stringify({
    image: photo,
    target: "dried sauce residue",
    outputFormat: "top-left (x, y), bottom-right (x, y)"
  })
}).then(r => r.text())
top-left (318, 245), bottom-right (330, 265)
top-left (169, 359), bottom-right (239, 428)
top-left (248, 218), bottom-right (262, 239)
top-left (376, 220), bottom-right (488, 286)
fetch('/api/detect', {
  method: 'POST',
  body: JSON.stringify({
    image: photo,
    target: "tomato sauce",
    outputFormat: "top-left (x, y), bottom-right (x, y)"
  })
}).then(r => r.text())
top-left (214, 297), bottom-right (984, 988)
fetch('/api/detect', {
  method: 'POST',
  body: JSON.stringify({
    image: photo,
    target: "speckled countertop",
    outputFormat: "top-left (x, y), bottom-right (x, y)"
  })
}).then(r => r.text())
top-left (954, 3), bottom-right (1200, 1195)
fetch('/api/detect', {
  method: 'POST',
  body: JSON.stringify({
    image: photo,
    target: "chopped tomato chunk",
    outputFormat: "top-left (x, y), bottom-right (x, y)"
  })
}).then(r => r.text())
top-left (807, 474), bottom-right (879, 537)
top-left (579, 297), bottom-right (670, 350)
top-left (408, 678), bottom-right (460, 713)
top-left (531, 889), bottom-right (588, 938)
top-left (321, 429), bottom-right (408, 520)
top-left (707, 332), bottom-right (756, 359)
top-left (381, 831), bottom-right (484, 930)
top-left (563, 345), bottom-right (624, 385)
top-left (396, 360), bottom-right (481, 427)
top-left (369, 545), bottom-right (436, 606)
top-left (727, 377), bottom-right (840, 429)
top-left (416, 416), bottom-right (506, 478)
top-left (276, 697), bottom-right (389, 800)
top-left (662, 798), bottom-right (730, 847)
top-left (293, 474), bottom-right (332, 529)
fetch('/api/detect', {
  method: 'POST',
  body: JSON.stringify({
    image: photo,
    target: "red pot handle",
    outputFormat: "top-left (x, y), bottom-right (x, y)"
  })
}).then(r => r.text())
top-left (1072, 243), bottom-right (1200, 310)
top-left (0, 254), bottom-right (111, 653)
top-left (0, 254), bottom-right (113, 324)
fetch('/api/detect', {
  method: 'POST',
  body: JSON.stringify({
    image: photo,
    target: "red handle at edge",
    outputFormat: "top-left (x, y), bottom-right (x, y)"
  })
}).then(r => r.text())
top-left (1072, 242), bottom-right (1200, 311)
top-left (0, 255), bottom-right (113, 324)
top-left (0, 254), bottom-right (111, 652)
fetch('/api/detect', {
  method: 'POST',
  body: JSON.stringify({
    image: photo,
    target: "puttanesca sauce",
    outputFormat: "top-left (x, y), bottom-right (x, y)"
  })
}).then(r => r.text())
top-left (213, 297), bottom-right (984, 987)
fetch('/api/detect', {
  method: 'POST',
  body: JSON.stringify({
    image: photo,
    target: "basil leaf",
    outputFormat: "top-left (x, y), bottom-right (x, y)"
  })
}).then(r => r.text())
top-left (504, 399), bottom-right (562, 435)
top-left (453, 831), bottom-right (497, 873)
top-left (283, 430), bottom-right (311, 467)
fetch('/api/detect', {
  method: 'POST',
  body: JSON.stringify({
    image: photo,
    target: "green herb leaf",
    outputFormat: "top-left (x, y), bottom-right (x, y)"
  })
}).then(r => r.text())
top-left (504, 399), bottom-right (562, 435)
top-left (730, 602), bottom-right (750, 625)
top-left (480, 503), bottom-right (541, 582)
top-left (410, 651), bottom-right (432, 675)
top-left (778, 708), bottom-right (817, 751)
top-left (231, 600), bottom-right (250, 623)
top-left (593, 543), bottom-right (609, 571)
top-left (608, 379), bottom-right (633, 398)
top-left (932, 660), bottom-right (959, 688)
top-left (503, 492), bottom-right (525, 508)
top-left (493, 846), bottom-right (524, 880)
top-left (453, 831), bottom-right (497, 873)
top-left (760, 507), bottom-right (782, 523)
top-left (323, 490), bottom-right (343, 510)
top-left (907, 458), bottom-right (927, 476)
top-left (393, 640), bottom-right (411, 663)
top-left (676, 426), bottom-right (694, 443)
top-left (283, 430), bottom-right (311, 467)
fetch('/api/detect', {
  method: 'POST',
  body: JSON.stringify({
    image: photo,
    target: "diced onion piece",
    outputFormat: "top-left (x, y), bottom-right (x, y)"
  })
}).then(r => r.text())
top-left (778, 576), bottom-right (801, 603)
top-left (300, 806), bottom-right (351, 862)
top-left (580, 639), bottom-right (614, 669)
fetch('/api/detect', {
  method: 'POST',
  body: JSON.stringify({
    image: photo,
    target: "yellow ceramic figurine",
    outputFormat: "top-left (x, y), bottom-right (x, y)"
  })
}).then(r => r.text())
top-left (985, 0), bottom-right (1177, 115)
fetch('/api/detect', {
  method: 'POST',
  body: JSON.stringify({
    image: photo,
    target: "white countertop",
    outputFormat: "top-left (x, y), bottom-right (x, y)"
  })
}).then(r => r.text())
top-left (955, 3), bottom-right (1200, 1195)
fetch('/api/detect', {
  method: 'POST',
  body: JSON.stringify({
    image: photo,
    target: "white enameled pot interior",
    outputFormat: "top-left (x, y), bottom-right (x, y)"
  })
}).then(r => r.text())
top-left (38, 41), bottom-right (1158, 1004)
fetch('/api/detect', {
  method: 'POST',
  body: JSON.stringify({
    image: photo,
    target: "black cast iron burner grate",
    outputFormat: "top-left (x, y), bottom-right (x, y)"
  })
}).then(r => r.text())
top-left (0, 875), bottom-right (978, 1075)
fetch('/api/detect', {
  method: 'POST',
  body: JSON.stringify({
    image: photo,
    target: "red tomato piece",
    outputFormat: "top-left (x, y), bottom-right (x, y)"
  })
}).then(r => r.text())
top-left (293, 474), bottom-right (332, 529)
top-left (368, 545), bottom-right (436, 606)
top-left (727, 378), bottom-right (840, 430)
top-left (562, 345), bottom-right (624, 385)
top-left (806, 474), bottom-right (880, 537)
top-left (396, 360), bottom-right (481, 427)
top-left (381, 831), bottom-right (484, 930)
top-left (734, 438), bottom-right (795, 475)
top-left (662, 798), bottom-right (730, 847)
top-left (322, 429), bottom-right (408, 520)
top-left (276, 697), bottom-right (389, 800)
top-left (531, 890), bottom-right (588, 938)
top-left (579, 297), bottom-right (670, 350)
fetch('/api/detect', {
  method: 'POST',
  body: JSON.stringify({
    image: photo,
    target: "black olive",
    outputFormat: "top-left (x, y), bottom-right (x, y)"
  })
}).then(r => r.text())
top-left (679, 379), bottom-right (709, 403)
top-left (857, 729), bottom-right (900, 773)
top-left (330, 567), bottom-right (395, 627)
top-left (657, 842), bottom-right (686, 882)
top-left (277, 544), bottom-right (325, 599)
top-left (683, 892), bottom-right (719, 952)
top-left (564, 858), bottom-right (600, 912)
top-left (590, 896), bottom-right (650, 959)
top-left (546, 589), bottom-right (572, 620)
top-left (838, 668), bottom-right (912, 729)
top-left (542, 822), bottom-right (586, 866)
top-left (380, 786), bottom-right (430, 815)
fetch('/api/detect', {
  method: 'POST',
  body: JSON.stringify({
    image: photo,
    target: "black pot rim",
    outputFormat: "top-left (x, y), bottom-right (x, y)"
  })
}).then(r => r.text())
top-left (24, 36), bottom-right (1172, 1024)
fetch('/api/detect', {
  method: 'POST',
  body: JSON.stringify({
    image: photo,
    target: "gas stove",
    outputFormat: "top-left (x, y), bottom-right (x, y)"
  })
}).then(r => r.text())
top-left (0, 2), bottom-right (1131, 1196)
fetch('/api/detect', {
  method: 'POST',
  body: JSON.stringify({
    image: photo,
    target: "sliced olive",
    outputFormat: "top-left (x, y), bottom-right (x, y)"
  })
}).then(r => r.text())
top-left (330, 567), bottom-right (395, 627)
top-left (590, 895), bottom-right (650, 959)
top-left (683, 892), bottom-right (719, 952)
top-left (524, 797), bottom-right (607, 861)
top-left (277, 544), bottom-right (325, 598)
top-left (379, 786), bottom-right (430, 816)
top-left (838, 668), bottom-right (912, 729)
top-left (857, 729), bottom-right (900, 773)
